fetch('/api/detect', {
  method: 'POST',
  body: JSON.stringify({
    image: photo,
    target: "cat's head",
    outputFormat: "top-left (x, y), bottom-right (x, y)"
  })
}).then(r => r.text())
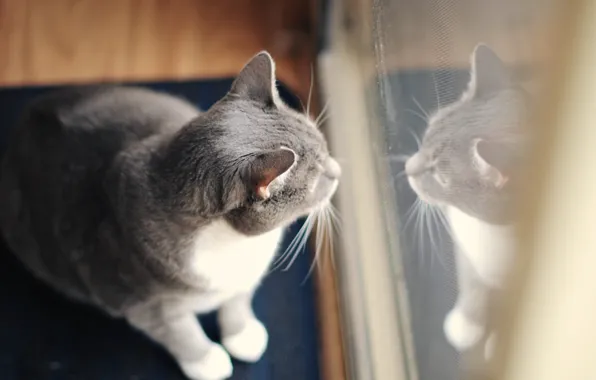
top-left (163, 52), bottom-right (340, 235)
top-left (405, 44), bottom-right (528, 224)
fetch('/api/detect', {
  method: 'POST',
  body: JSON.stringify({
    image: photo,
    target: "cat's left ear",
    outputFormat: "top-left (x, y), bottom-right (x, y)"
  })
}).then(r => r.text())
top-left (473, 138), bottom-right (511, 189)
top-left (229, 51), bottom-right (278, 106)
top-left (469, 44), bottom-right (511, 98)
top-left (243, 148), bottom-right (296, 200)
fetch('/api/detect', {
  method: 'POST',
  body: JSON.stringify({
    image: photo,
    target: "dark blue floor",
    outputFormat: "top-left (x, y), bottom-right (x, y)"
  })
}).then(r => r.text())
top-left (0, 81), bottom-right (320, 380)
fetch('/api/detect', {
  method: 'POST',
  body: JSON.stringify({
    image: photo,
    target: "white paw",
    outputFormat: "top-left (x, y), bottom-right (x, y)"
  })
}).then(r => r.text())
top-left (222, 318), bottom-right (268, 362)
top-left (179, 343), bottom-right (233, 380)
top-left (444, 308), bottom-right (485, 351)
top-left (484, 333), bottom-right (497, 360)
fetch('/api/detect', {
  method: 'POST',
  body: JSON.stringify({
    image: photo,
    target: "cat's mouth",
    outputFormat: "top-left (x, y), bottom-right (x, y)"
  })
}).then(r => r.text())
top-left (407, 176), bottom-right (436, 204)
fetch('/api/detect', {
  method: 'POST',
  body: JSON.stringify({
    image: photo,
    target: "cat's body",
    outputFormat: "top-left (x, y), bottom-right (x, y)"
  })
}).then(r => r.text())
top-left (0, 53), bottom-right (340, 380)
top-left (0, 86), bottom-right (204, 312)
top-left (405, 44), bottom-right (528, 359)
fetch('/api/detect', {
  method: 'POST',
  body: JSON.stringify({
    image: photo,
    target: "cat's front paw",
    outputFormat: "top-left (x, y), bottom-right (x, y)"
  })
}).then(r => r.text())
top-left (179, 343), bottom-right (233, 380)
top-left (222, 318), bottom-right (268, 362)
top-left (444, 307), bottom-right (485, 351)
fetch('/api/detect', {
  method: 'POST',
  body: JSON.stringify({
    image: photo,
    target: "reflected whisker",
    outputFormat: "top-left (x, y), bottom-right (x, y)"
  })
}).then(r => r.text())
top-left (387, 154), bottom-right (411, 163)
top-left (406, 128), bottom-right (422, 150)
top-left (394, 170), bottom-right (407, 180)
top-left (403, 198), bottom-right (420, 230)
top-left (405, 108), bottom-right (428, 124)
top-left (416, 201), bottom-right (427, 270)
top-left (412, 96), bottom-right (430, 119)
top-left (427, 205), bottom-right (448, 270)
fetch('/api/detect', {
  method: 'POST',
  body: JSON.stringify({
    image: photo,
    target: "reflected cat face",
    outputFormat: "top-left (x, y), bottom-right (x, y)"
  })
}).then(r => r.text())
top-left (405, 44), bottom-right (528, 224)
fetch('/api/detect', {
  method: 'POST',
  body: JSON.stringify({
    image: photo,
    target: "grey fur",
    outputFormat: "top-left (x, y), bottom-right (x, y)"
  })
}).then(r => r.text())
top-left (0, 52), bottom-right (339, 377)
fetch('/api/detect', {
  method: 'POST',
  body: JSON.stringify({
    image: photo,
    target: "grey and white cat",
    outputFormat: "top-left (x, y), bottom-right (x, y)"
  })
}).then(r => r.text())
top-left (0, 52), bottom-right (340, 380)
top-left (405, 44), bottom-right (528, 358)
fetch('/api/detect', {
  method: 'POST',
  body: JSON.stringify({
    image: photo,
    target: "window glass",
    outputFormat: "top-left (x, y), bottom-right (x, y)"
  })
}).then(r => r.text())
top-left (362, 0), bottom-right (560, 378)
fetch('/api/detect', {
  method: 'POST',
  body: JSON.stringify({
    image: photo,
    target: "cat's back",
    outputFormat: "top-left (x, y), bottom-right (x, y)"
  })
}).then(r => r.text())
top-left (20, 86), bottom-right (198, 140)
top-left (0, 86), bottom-right (199, 298)
top-left (3, 86), bottom-right (199, 175)
top-left (1, 86), bottom-right (200, 212)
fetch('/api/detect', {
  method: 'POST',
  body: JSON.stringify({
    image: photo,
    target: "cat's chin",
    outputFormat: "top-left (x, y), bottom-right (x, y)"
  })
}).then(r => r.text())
top-left (408, 177), bottom-right (437, 204)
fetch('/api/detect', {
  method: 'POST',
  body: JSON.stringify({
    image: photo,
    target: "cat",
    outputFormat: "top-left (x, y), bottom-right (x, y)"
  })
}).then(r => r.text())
top-left (404, 44), bottom-right (528, 359)
top-left (0, 52), bottom-right (341, 380)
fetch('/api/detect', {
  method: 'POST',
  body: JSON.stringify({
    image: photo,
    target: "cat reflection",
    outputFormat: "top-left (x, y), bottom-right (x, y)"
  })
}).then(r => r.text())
top-left (405, 44), bottom-right (529, 360)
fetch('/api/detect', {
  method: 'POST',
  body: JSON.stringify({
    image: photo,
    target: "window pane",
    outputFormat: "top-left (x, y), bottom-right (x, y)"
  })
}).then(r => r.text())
top-left (342, 0), bottom-right (562, 378)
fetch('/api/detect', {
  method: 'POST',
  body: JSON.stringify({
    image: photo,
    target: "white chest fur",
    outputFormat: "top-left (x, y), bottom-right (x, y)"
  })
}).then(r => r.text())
top-left (187, 220), bottom-right (283, 312)
top-left (447, 206), bottom-right (515, 288)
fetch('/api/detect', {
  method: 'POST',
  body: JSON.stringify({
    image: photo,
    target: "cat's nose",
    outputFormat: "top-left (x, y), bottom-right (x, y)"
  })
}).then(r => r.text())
top-left (325, 157), bottom-right (342, 179)
top-left (405, 153), bottom-right (427, 176)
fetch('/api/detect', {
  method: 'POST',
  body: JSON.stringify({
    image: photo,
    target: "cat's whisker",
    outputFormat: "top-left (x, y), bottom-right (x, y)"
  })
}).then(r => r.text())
top-left (301, 203), bottom-right (342, 284)
top-left (297, 98), bottom-right (306, 114)
top-left (326, 208), bottom-right (338, 271)
top-left (432, 72), bottom-right (443, 109)
top-left (318, 208), bottom-right (329, 272)
top-left (327, 203), bottom-right (343, 234)
top-left (314, 100), bottom-right (331, 127)
top-left (315, 113), bottom-right (331, 128)
top-left (306, 64), bottom-right (315, 117)
top-left (302, 208), bottom-right (326, 284)
top-left (283, 213), bottom-right (317, 271)
top-left (325, 204), bottom-right (341, 270)
top-left (271, 213), bottom-right (313, 272)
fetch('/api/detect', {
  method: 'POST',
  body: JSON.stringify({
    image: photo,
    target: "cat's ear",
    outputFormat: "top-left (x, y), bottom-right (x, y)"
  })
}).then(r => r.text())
top-left (469, 44), bottom-right (510, 98)
top-left (243, 148), bottom-right (296, 200)
top-left (229, 51), bottom-right (278, 105)
top-left (473, 138), bottom-right (511, 189)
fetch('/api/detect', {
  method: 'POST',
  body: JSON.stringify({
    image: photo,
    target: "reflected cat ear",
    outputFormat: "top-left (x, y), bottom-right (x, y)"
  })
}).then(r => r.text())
top-left (473, 138), bottom-right (510, 189)
top-left (229, 51), bottom-right (278, 106)
top-left (244, 148), bottom-right (296, 200)
top-left (469, 44), bottom-right (510, 98)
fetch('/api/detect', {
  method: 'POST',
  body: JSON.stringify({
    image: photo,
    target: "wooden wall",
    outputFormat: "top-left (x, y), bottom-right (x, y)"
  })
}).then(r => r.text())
top-left (0, 0), bottom-right (316, 100)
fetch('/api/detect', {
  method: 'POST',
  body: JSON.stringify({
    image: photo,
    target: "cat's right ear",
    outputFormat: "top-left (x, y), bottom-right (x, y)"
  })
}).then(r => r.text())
top-left (242, 148), bottom-right (296, 201)
top-left (469, 44), bottom-right (510, 98)
top-left (229, 51), bottom-right (278, 106)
